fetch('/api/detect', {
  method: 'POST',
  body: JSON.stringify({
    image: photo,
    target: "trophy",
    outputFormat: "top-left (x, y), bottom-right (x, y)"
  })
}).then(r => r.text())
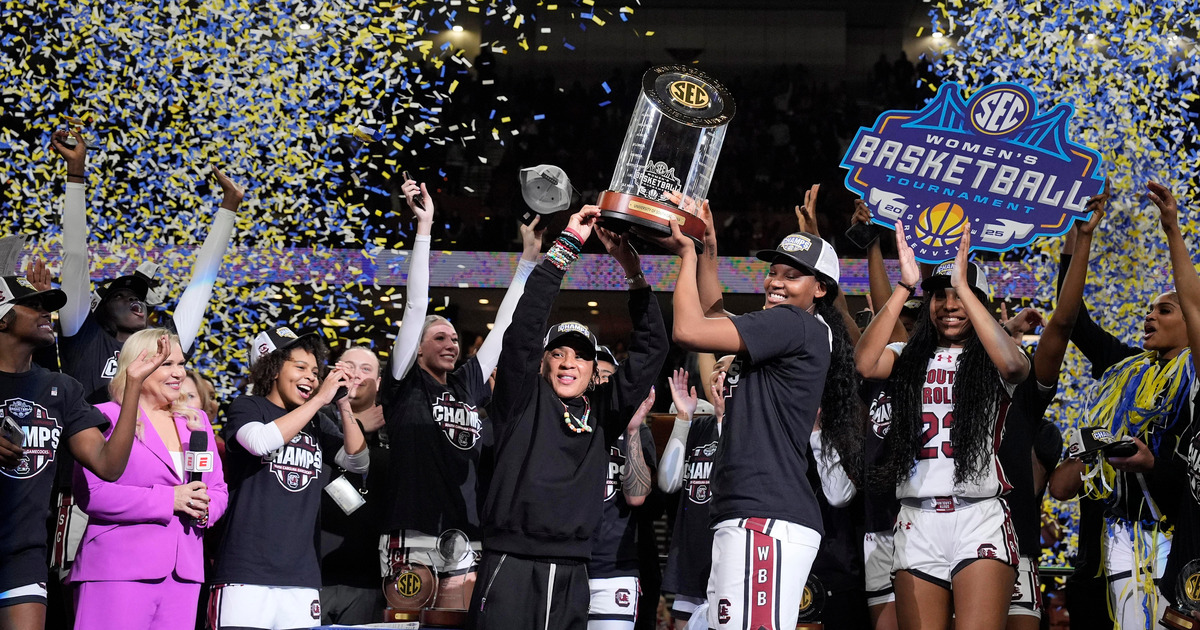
top-left (383, 561), bottom-right (437, 626)
top-left (1163, 560), bottom-right (1200, 629)
top-left (597, 65), bottom-right (735, 249)
top-left (796, 574), bottom-right (826, 630)
top-left (421, 529), bottom-right (478, 627)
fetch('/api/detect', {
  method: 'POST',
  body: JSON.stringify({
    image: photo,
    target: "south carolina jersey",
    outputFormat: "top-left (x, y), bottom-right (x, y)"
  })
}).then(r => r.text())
top-left (887, 343), bottom-right (1015, 499)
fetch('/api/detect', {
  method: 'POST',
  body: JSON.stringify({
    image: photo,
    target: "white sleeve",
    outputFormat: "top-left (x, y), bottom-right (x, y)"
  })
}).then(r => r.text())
top-left (59, 183), bottom-right (91, 337)
top-left (810, 429), bottom-right (857, 507)
top-left (656, 419), bottom-right (692, 493)
top-left (172, 207), bottom-right (236, 353)
top-left (236, 421), bottom-right (285, 457)
top-left (334, 445), bottom-right (369, 474)
top-left (474, 258), bottom-right (536, 379)
top-left (390, 235), bottom-right (431, 380)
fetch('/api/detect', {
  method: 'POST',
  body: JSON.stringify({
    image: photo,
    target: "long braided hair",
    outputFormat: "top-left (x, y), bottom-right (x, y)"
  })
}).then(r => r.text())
top-left (871, 293), bottom-right (1005, 489)
top-left (813, 295), bottom-right (866, 487)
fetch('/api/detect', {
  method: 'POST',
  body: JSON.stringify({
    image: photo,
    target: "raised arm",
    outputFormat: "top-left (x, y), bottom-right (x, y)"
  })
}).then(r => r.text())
top-left (52, 129), bottom-right (92, 337)
top-left (856, 200), bottom-right (908, 344)
top-left (69, 334), bottom-right (170, 481)
top-left (658, 368), bottom-right (696, 493)
top-left (659, 220), bottom-right (745, 354)
top-left (1149, 181), bottom-right (1200, 375)
top-left (173, 165), bottom-right (242, 353)
top-left (606, 232), bottom-right (669, 416)
top-left (1037, 191), bottom-right (1107, 387)
top-left (668, 192), bottom-right (729, 319)
top-left (855, 222), bottom-right (921, 380)
top-left (390, 178), bottom-right (434, 380)
top-left (474, 217), bottom-right (544, 379)
top-left (949, 230), bottom-right (1029, 383)
top-left (621, 388), bottom-right (656, 507)
top-left (234, 366), bottom-right (352, 456)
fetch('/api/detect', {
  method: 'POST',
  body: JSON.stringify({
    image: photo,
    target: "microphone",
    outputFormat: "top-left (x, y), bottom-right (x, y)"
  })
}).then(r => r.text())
top-left (183, 432), bottom-right (214, 527)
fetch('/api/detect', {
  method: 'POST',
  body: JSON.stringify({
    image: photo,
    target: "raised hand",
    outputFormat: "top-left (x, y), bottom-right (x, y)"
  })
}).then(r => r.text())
top-left (948, 226), bottom-right (973, 292)
top-left (893, 221), bottom-right (921, 287)
top-left (519, 215), bottom-right (546, 260)
top-left (709, 371), bottom-right (726, 421)
top-left (1147, 181), bottom-right (1179, 230)
top-left (565, 205), bottom-right (602, 243)
top-left (212, 164), bottom-right (246, 211)
top-left (126, 334), bottom-right (171, 384)
top-left (1002, 306), bottom-right (1045, 339)
top-left (50, 129), bottom-right (87, 175)
top-left (317, 366), bottom-right (352, 406)
top-left (667, 368), bottom-right (698, 420)
top-left (595, 226), bottom-right (641, 274)
top-left (25, 257), bottom-right (51, 292)
top-left (795, 183), bottom-right (820, 236)
top-left (665, 190), bottom-right (701, 217)
top-left (851, 199), bottom-right (871, 226)
top-left (697, 198), bottom-right (718, 252)
top-left (402, 178), bottom-right (435, 227)
top-left (626, 386), bottom-right (655, 433)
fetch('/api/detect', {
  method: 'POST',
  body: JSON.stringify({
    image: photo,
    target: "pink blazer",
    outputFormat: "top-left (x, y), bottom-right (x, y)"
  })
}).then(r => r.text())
top-left (69, 402), bottom-right (228, 583)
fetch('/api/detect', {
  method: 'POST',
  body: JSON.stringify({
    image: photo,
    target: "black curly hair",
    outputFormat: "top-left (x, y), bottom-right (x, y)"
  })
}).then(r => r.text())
top-left (871, 293), bottom-right (1005, 490)
top-left (813, 295), bottom-right (866, 488)
top-left (250, 336), bottom-right (330, 398)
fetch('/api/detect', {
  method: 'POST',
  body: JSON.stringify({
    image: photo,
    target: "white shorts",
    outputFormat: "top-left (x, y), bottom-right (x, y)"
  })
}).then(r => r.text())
top-left (587, 575), bottom-right (640, 627)
top-left (209, 584), bottom-right (321, 629)
top-left (379, 531), bottom-right (481, 577)
top-left (0, 583), bottom-right (47, 607)
top-left (892, 497), bottom-right (1019, 588)
top-left (1008, 555), bottom-right (1042, 618)
top-left (863, 530), bottom-right (896, 607)
top-left (670, 594), bottom-right (705, 619)
top-left (1103, 519), bottom-right (1170, 630)
top-left (707, 517), bottom-right (821, 630)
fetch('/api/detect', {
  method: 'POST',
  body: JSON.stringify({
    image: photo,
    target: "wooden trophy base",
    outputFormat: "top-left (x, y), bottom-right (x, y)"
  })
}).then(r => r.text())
top-left (796, 623), bottom-right (823, 630)
top-left (597, 191), bottom-right (705, 250)
top-left (422, 608), bottom-right (468, 627)
top-left (383, 608), bottom-right (421, 628)
top-left (1163, 607), bottom-right (1198, 630)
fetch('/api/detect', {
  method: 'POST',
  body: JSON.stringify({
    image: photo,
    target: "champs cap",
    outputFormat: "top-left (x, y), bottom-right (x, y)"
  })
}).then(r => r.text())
top-left (755, 231), bottom-right (841, 296)
top-left (543, 321), bottom-right (599, 360)
top-left (670, 398), bottom-right (716, 419)
top-left (249, 326), bottom-right (319, 367)
top-left (596, 345), bottom-right (619, 367)
top-left (519, 165), bottom-right (573, 215)
top-left (0, 276), bottom-right (67, 319)
top-left (93, 262), bottom-right (165, 309)
top-left (921, 260), bottom-right (991, 300)
top-left (901, 299), bottom-right (923, 315)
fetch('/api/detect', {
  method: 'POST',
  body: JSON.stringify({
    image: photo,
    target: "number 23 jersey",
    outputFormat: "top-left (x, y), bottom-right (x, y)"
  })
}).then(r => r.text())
top-left (886, 343), bottom-right (1017, 499)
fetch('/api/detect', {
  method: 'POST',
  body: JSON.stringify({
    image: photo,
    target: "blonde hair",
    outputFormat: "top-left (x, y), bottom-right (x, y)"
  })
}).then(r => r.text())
top-left (108, 328), bottom-right (201, 439)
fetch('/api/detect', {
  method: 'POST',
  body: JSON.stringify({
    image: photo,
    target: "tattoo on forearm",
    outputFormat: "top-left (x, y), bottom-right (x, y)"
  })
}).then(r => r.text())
top-left (622, 433), bottom-right (653, 499)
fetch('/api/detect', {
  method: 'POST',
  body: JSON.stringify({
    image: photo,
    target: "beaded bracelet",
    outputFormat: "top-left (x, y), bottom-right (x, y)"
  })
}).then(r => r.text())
top-left (546, 237), bottom-right (580, 271)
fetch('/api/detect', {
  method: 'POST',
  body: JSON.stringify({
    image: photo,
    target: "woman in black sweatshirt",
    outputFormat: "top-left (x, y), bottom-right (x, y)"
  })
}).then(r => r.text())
top-left (467, 206), bottom-right (668, 630)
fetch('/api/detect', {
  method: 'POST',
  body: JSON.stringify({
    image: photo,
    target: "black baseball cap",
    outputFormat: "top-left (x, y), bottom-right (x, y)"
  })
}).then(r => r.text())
top-left (96, 275), bottom-right (151, 303)
top-left (755, 231), bottom-right (841, 296)
top-left (920, 260), bottom-right (991, 300)
top-left (596, 345), bottom-right (619, 367)
top-left (0, 276), bottom-right (67, 319)
top-left (543, 321), bottom-right (599, 360)
top-left (249, 326), bottom-right (320, 366)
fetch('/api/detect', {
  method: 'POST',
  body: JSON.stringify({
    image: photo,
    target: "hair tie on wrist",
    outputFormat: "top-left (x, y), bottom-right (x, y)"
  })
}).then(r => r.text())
top-left (897, 281), bottom-right (916, 294)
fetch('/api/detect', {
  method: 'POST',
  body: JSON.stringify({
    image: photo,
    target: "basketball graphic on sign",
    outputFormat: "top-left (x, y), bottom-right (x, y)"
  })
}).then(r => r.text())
top-left (913, 202), bottom-right (969, 248)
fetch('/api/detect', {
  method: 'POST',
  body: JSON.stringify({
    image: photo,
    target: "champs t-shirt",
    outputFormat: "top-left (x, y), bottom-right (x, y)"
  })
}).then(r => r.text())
top-left (997, 358), bottom-right (1057, 558)
top-left (662, 414), bottom-right (720, 599)
top-left (711, 305), bottom-right (830, 534)
top-left (887, 343), bottom-right (1017, 499)
top-left (214, 395), bottom-right (344, 589)
top-left (380, 356), bottom-right (491, 539)
top-left (588, 424), bottom-right (657, 579)
top-left (0, 367), bottom-right (108, 591)
top-left (59, 315), bottom-right (122, 405)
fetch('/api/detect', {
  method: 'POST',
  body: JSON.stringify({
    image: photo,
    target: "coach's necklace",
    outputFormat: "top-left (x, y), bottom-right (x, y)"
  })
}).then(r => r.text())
top-left (563, 397), bottom-right (592, 433)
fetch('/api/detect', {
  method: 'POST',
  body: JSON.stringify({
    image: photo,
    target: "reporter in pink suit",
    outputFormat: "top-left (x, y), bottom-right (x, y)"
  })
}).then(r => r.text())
top-left (68, 328), bottom-right (228, 630)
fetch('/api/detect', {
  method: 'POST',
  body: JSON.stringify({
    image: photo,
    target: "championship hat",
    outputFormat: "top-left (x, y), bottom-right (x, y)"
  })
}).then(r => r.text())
top-left (249, 326), bottom-right (319, 367)
top-left (0, 276), bottom-right (67, 319)
top-left (756, 232), bottom-right (841, 296)
top-left (93, 262), bottom-right (165, 309)
top-left (669, 398), bottom-right (717, 419)
top-left (543, 321), bottom-right (599, 360)
top-left (596, 345), bottom-right (619, 367)
top-left (519, 164), bottom-right (573, 215)
top-left (920, 260), bottom-right (991, 300)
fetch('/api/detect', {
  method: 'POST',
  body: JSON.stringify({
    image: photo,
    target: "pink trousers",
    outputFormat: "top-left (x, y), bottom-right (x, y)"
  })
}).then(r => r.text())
top-left (74, 575), bottom-right (200, 630)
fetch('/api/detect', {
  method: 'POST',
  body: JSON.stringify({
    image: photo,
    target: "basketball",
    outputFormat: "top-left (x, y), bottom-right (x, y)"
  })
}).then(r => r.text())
top-left (912, 202), bottom-right (968, 248)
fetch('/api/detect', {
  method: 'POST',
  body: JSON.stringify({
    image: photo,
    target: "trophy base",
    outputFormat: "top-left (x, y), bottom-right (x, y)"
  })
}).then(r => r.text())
top-left (597, 191), bottom-right (705, 249)
top-left (383, 607), bottom-right (422, 627)
top-left (796, 623), bottom-right (823, 630)
top-left (1163, 607), bottom-right (1198, 630)
top-left (422, 608), bottom-right (468, 627)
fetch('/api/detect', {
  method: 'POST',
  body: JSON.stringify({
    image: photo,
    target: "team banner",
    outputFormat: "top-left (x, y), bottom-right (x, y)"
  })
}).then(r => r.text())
top-left (841, 82), bottom-right (1106, 263)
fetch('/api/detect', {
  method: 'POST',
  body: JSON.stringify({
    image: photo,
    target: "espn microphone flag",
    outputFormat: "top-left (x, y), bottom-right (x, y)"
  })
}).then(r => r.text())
top-left (184, 431), bottom-right (214, 483)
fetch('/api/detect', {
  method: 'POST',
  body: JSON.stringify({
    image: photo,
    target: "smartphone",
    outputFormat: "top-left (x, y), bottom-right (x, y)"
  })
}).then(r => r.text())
top-left (1, 415), bottom-right (23, 447)
top-left (845, 222), bottom-right (880, 250)
top-left (1104, 440), bottom-right (1138, 458)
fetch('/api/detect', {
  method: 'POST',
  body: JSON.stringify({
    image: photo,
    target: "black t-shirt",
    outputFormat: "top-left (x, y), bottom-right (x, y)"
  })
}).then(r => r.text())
top-left (662, 415), bottom-right (720, 599)
top-left (379, 356), bottom-right (491, 539)
top-left (320, 426), bottom-right (389, 589)
top-left (0, 366), bottom-right (108, 591)
top-left (59, 315), bottom-right (122, 405)
top-left (214, 396), bottom-right (344, 589)
top-left (862, 381), bottom-right (899, 533)
top-left (997, 358), bottom-right (1058, 558)
top-left (712, 305), bottom-right (829, 534)
top-left (1164, 407), bottom-right (1200, 605)
top-left (588, 424), bottom-right (657, 579)
top-left (807, 443), bottom-right (865, 594)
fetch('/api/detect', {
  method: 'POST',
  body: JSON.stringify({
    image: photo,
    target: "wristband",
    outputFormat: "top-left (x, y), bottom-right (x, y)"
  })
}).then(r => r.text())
top-left (562, 227), bottom-right (584, 244)
top-left (67, 172), bottom-right (84, 178)
top-left (625, 271), bottom-right (646, 286)
top-left (897, 281), bottom-right (916, 294)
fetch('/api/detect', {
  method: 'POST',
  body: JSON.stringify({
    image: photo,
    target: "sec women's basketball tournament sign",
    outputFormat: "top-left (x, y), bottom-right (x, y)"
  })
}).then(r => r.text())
top-left (840, 82), bottom-right (1106, 263)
